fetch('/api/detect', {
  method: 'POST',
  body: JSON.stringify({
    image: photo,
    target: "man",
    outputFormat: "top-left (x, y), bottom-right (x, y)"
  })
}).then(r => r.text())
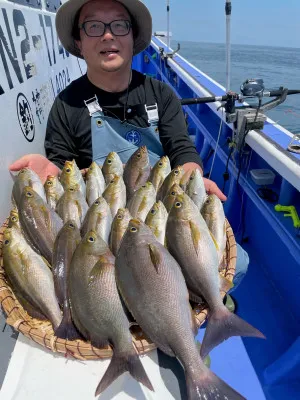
top-left (9, 0), bottom-right (248, 289)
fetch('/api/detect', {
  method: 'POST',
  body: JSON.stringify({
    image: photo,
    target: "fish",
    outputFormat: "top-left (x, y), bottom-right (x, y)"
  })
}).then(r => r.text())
top-left (3, 226), bottom-right (62, 330)
top-left (201, 194), bottom-right (227, 263)
top-left (60, 160), bottom-right (86, 197)
top-left (163, 183), bottom-right (185, 212)
top-left (102, 174), bottom-right (126, 219)
top-left (12, 168), bottom-right (47, 208)
top-left (56, 184), bottom-right (89, 229)
top-left (116, 219), bottom-right (245, 400)
top-left (186, 169), bottom-right (207, 210)
top-left (8, 208), bottom-right (21, 230)
top-left (179, 170), bottom-right (192, 192)
top-left (157, 165), bottom-right (184, 202)
top-left (123, 146), bottom-right (150, 200)
top-left (52, 220), bottom-right (81, 340)
top-left (166, 194), bottom-right (265, 358)
top-left (81, 197), bottom-right (112, 243)
top-left (163, 183), bottom-right (199, 215)
top-left (102, 152), bottom-right (123, 184)
top-left (109, 208), bottom-right (132, 256)
top-left (149, 156), bottom-right (171, 193)
top-left (127, 182), bottom-right (156, 222)
top-left (85, 162), bottom-right (106, 206)
top-left (44, 175), bottom-right (64, 210)
top-left (19, 186), bottom-right (63, 263)
top-left (68, 230), bottom-right (153, 395)
top-left (145, 201), bottom-right (168, 245)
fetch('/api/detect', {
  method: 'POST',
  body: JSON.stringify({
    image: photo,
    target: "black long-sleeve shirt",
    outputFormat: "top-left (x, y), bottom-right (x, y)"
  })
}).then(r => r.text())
top-left (45, 70), bottom-right (203, 170)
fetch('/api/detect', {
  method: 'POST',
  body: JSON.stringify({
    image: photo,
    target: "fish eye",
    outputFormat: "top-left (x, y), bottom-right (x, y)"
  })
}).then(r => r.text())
top-left (137, 153), bottom-right (141, 158)
top-left (88, 236), bottom-right (95, 242)
top-left (69, 187), bottom-right (74, 192)
top-left (69, 223), bottom-right (75, 228)
top-left (189, 176), bottom-right (194, 181)
top-left (11, 216), bottom-right (17, 222)
top-left (174, 170), bottom-right (179, 175)
top-left (66, 168), bottom-right (71, 173)
top-left (175, 202), bottom-right (182, 208)
top-left (26, 191), bottom-right (33, 197)
top-left (150, 209), bottom-right (156, 214)
top-left (94, 200), bottom-right (100, 205)
top-left (117, 214), bottom-right (122, 219)
top-left (107, 159), bottom-right (112, 164)
top-left (158, 162), bottom-right (163, 166)
top-left (171, 191), bottom-right (176, 196)
top-left (130, 227), bottom-right (137, 232)
top-left (46, 180), bottom-right (53, 186)
top-left (20, 169), bottom-right (26, 174)
top-left (4, 239), bottom-right (10, 245)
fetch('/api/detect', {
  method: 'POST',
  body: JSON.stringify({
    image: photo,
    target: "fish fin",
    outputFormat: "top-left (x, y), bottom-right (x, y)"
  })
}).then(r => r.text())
top-left (54, 303), bottom-right (82, 341)
top-left (95, 351), bottom-right (154, 396)
top-left (220, 276), bottom-right (234, 293)
top-left (189, 221), bottom-right (201, 254)
top-left (210, 231), bottom-right (219, 251)
top-left (200, 306), bottom-right (266, 359)
top-left (186, 366), bottom-right (246, 400)
top-left (148, 243), bottom-right (162, 273)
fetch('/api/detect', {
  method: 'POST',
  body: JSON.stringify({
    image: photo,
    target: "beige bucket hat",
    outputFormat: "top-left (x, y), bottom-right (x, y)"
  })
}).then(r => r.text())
top-left (56, 0), bottom-right (152, 58)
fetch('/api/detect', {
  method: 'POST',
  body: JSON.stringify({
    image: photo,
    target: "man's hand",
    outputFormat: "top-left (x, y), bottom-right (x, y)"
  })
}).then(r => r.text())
top-left (182, 162), bottom-right (227, 201)
top-left (9, 154), bottom-right (61, 184)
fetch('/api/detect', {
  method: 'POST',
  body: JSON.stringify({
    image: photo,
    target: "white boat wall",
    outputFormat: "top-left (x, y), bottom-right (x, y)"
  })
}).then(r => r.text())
top-left (0, 1), bottom-right (299, 400)
top-left (0, 0), bottom-right (86, 224)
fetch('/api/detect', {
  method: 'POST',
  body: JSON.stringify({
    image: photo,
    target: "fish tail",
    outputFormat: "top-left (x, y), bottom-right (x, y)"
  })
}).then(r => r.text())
top-left (186, 367), bottom-right (246, 400)
top-left (95, 351), bottom-right (154, 396)
top-left (54, 308), bottom-right (81, 341)
top-left (200, 306), bottom-right (265, 359)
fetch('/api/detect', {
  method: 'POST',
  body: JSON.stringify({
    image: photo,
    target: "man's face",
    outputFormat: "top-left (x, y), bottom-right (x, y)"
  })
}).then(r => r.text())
top-left (76, 0), bottom-right (134, 73)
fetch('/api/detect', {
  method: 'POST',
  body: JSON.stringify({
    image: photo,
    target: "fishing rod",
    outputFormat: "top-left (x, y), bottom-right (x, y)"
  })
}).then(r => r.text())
top-left (225, 0), bottom-right (232, 91)
top-left (180, 78), bottom-right (300, 152)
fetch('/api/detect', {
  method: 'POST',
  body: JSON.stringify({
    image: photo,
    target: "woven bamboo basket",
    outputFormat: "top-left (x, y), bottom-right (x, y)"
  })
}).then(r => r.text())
top-left (0, 218), bottom-right (236, 361)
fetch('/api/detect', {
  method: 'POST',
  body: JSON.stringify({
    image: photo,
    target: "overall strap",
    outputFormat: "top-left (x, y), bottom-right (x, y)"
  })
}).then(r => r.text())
top-left (144, 76), bottom-right (159, 126)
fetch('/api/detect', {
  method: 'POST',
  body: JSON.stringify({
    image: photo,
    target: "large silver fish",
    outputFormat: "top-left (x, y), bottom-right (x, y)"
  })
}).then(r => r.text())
top-left (19, 186), bottom-right (63, 263)
top-left (60, 160), bottom-right (86, 197)
top-left (81, 197), bottom-right (112, 243)
top-left (166, 194), bottom-right (265, 358)
top-left (116, 219), bottom-right (245, 400)
top-left (102, 152), bottom-right (123, 184)
top-left (186, 169), bottom-right (207, 210)
top-left (123, 146), bottom-right (150, 200)
top-left (149, 156), bottom-right (171, 193)
top-left (52, 220), bottom-right (81, 340)
top-left (201, 194), bottom-right (227, 263)
top-left (68, 230), bottom-right (153, 396)
top-left (3, 226), bottom-right (62, 330)
top-left (44, 175), bottom-right (64, 210)
top-left (85, 162), bottom-right (106, 206)
top-left (102, 174), bottom-right (126, 219)
top-left (109, 208), bottom-right (132, 256)
top-left (56, 184), bottom-right (89, 229)
top-left (157, 165), bottom-right (184, 202)
top-left (145, 201), bottom-right (168, 245)
top-left (127, 182), bottom-right (156, 222)
top-left (12, 168), bottom-right (46, 208)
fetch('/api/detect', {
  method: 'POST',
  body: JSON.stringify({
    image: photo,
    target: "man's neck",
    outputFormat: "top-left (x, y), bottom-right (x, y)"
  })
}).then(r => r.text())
top-left (87, 68), bottom-right (132, 93)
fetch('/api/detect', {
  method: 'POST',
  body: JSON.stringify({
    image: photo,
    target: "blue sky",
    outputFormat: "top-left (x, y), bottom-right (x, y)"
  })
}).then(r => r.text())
top-left (143, 0), bottom-right (300, 48)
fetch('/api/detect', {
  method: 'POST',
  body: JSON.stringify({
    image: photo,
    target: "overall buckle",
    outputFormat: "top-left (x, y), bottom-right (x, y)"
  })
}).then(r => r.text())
top-left (84, 95), bottom-right (102, 116)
